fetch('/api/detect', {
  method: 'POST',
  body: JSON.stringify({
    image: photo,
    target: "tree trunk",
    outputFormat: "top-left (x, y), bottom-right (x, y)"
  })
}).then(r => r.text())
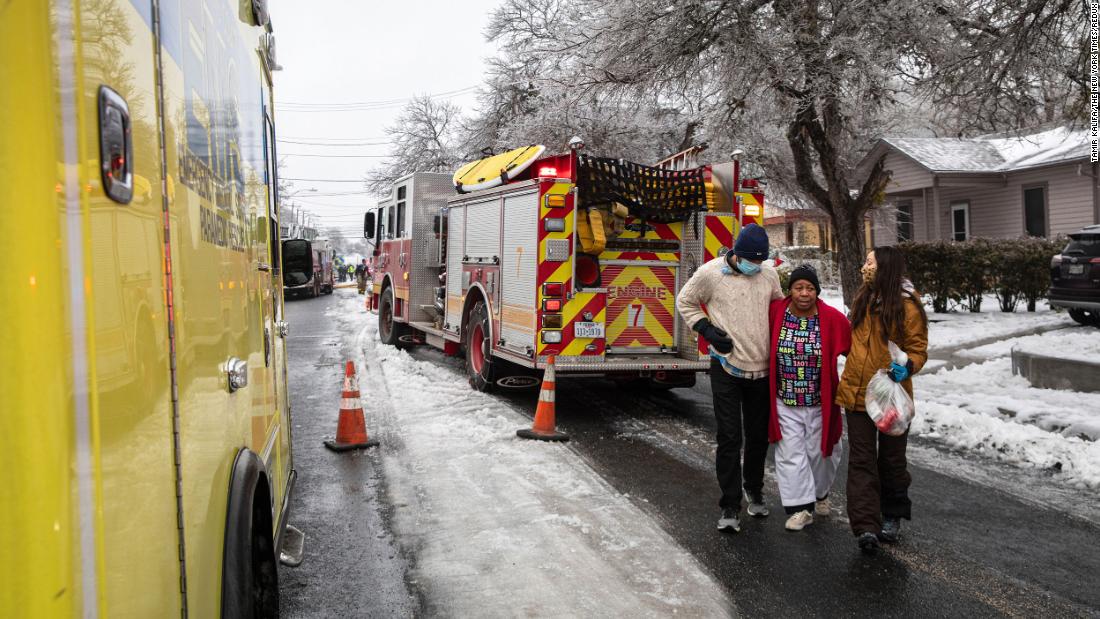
top-left (832, 209), bottom-right (867, 308)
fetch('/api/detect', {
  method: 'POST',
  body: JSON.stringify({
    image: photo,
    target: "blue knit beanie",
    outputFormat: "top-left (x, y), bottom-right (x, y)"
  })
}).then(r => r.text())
top-left (733, 223), bottom-right (769, 260)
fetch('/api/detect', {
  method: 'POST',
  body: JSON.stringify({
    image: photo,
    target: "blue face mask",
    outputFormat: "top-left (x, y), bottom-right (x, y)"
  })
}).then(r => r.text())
top-left (737, 258), bottom-right (762, 276)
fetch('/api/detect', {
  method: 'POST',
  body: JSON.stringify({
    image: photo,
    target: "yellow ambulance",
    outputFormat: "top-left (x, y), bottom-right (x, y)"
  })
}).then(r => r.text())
top-left (1, 0), bottom-right (295, 615)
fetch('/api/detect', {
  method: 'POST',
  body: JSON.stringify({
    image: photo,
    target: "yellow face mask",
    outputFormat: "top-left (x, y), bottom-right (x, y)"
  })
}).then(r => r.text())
top-left (861, 264), bottom-right (876, 285)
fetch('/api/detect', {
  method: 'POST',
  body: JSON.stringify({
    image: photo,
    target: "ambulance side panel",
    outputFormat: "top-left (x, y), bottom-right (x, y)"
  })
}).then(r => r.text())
top-left (157, 0), bottom-right (287, 613)
top-left (76, 0), bottom-right (183, 614)
top-left (1, 4), bottom-right (79, 615)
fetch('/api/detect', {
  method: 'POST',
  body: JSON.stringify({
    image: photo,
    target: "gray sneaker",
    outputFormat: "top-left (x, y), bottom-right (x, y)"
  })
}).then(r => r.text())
top-left (717, 507), bottom-right (742, 532)
top-left (743, 490), bottom-right (770, 518)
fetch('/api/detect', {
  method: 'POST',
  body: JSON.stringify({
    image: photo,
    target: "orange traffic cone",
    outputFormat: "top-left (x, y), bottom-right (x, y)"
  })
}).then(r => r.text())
top-left (324, 361), bottom-right (379, 452)
top-left (517, 356), bottom-right (569, 442)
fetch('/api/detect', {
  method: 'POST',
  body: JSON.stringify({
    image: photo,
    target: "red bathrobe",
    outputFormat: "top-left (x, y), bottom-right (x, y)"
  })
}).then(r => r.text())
top-left (767, 297), bottom-right (852, 457)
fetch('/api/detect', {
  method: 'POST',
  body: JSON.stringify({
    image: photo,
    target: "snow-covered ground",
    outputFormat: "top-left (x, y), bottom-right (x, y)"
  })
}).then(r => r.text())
top-left (334, 295), bottom-right (734, 616)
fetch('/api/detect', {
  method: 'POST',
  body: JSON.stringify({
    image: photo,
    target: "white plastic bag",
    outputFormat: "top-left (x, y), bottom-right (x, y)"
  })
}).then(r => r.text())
top-left (864, 342), bottom-right (914, 436)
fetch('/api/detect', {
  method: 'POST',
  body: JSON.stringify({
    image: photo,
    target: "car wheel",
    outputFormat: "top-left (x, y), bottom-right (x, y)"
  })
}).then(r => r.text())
top-left (1069, 309), bottom-right (1092, 326)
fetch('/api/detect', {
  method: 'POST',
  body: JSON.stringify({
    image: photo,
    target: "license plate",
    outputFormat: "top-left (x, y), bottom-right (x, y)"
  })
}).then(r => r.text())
top-left (574, 322), bottom-right (605, 339)
top-left (1069, 264), bottom-right (1085, 275)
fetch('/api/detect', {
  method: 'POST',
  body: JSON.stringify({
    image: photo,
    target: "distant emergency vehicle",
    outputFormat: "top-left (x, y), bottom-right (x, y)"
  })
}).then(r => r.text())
top-left (283, 237), bottom-right (335, 297)
top-left (364, 144), bottom-right (765, 391)
top-left (1, 1), bottom-right (297, 616)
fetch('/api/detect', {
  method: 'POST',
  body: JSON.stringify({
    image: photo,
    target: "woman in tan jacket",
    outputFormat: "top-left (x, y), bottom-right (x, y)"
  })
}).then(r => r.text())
top-left (836, 246), bottom-right (928, 554)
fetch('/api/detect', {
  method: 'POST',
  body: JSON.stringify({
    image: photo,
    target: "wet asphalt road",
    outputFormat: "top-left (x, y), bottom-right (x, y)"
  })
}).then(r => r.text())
top-left (280, 289), bottom-right (1100, 617)
top-left (279, 290), bottom-right (420, 618)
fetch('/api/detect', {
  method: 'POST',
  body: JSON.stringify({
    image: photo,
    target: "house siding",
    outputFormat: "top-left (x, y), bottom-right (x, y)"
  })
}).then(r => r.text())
top-left (925, 163), bottom-right (1093, 240)
top-left (882, 153), bottom-right (933, 193)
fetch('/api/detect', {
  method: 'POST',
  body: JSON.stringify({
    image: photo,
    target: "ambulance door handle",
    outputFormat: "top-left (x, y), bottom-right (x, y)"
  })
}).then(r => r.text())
top-left (257, 262), bottom-right (271, 272)
top-left (225, 357), bottom-right (248, 393)
top-left (97, 86), bottom-right (134, 204)
top-left (275, 321), bottom-right (289, 338)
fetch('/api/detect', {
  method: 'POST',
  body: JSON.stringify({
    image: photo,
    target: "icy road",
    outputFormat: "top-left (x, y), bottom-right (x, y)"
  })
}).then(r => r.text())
top-left (281, 289), bottom-right (1100, 617)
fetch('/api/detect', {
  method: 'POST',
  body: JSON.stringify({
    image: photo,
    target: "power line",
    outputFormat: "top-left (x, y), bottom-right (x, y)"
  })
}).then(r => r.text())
top-left (281, 177), bottom-right (367, 183)
top-left (277, 139), bottom-right (391, 147)
top-left (275, 86), bottom-right (478, 108)
top-left (280, 153), bottom-right (390, 158)
top-left (278, 134), bottom-right (388, 142)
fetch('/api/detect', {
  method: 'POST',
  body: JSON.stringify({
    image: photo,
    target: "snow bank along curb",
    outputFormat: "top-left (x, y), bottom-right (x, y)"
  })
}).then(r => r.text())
top-left (913, 358), bottom-right (1100, 490)
top-left (352, 299), bottom-right (734, 617)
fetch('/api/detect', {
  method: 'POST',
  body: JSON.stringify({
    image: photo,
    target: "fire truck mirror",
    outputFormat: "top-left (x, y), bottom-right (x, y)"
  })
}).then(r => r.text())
top-left (97, 86), bottom-right (133, 205)
top-left (363, 211), bottom-right (375, 239)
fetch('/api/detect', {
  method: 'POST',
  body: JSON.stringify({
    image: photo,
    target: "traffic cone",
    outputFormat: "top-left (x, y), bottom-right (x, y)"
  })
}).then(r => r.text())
top-left (517, 356), bottom-right (569, 442)
top-left (324, 361), bottom-right (379, 452)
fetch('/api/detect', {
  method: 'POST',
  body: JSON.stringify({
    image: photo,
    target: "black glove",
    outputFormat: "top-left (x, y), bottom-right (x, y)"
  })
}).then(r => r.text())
top-left (693, 318), bottom-right (734, 354)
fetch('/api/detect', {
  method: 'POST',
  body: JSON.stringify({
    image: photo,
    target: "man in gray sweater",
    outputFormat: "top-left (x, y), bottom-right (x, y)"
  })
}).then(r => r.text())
top-left (676, 223), bottom-right (784, 532)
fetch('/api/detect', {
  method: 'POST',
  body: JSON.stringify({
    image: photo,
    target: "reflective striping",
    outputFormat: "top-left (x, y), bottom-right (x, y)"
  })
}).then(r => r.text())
top-left (341, 390), bottom-right (360, 399)
top-left (340, 400), bottom-right (363, 411)
top-left (53, 1), bottom-right (99, 614)
top-left (538, 386), bottom-right (555, 402)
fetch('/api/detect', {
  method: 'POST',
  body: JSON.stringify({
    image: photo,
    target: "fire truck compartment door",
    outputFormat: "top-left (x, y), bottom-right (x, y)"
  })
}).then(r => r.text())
top-left (602, 264), bottom-right (677, 352)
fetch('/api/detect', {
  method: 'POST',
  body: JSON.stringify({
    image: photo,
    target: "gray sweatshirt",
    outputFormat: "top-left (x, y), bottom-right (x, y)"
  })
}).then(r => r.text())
top-left (676, 256), bottom-right (784, 373)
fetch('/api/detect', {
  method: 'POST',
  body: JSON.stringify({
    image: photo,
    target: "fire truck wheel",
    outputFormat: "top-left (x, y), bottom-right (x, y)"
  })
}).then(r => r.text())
top-left (378, 287), bottom-right (408, 348)
top-left (466, 301), bottom-right (496, 392)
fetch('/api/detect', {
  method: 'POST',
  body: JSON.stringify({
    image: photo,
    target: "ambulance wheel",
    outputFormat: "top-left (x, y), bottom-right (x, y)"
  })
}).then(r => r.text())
top-left (466, 301), bottom-right (497, 392)
top-left (378, 287), bottom-right (408, 348)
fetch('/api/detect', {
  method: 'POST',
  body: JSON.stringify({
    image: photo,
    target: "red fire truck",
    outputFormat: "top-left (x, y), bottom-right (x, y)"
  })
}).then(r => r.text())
top-left (364, 147), bottom-right (765, 391)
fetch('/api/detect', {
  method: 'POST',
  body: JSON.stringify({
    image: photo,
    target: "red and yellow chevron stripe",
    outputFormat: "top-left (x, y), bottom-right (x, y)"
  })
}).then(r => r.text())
top-left (602, 265), bottom-right (676, 349)
top-left (704, 213), bottom-right (735, 262)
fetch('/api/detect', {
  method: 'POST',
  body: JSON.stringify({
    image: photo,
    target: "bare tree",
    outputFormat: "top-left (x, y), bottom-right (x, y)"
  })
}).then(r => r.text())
top-left (487, 0), bottom-right (1086, 303)
top-left (365, 95), bottom-right (462, 195)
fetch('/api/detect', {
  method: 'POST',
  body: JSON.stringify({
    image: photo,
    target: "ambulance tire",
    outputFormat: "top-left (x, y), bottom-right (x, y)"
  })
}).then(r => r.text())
top-left (378, 286), bottom-right (408, 348)
top-left (466, 301), bottom-right (497, 392)
top-left (222, 450), bottom-right (279, 619)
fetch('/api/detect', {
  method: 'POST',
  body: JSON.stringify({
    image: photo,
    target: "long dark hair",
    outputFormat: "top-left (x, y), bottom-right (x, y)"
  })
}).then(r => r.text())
top-left (850, 246), bottom-right (928, 342)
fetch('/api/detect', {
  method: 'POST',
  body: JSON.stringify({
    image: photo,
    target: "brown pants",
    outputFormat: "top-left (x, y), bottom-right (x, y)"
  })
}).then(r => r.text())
top-left (845, 410), bottom-right (912, 536)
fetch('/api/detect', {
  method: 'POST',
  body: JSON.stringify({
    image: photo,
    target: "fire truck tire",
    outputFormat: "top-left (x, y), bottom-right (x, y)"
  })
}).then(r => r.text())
top-left (465, 301), bottom-right (497, 391)
top-left (378, 287), bottom-right (408, 348)
top-left (221, 450), bottom-right (279, 619)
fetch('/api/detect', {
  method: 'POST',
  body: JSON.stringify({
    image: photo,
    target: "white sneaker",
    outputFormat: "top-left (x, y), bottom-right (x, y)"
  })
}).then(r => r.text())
top-left (815, 498), bottom-right (831, 517)
top-left (785, 510), bottom-right (814, 531)
top-left (744, 490), bottom-right (770, 518)
top-left (717, 507), bottom-right (742, 532)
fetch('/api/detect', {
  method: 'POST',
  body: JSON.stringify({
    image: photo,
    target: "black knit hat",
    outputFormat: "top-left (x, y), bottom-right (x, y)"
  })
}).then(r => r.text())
top-left (789, 264), bottom-right (820, 293)
top-left (733, 223), bottom-right (769, 260)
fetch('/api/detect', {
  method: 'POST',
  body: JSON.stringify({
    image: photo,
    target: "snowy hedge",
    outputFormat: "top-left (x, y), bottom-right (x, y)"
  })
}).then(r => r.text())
top-left (899, 237), bottom-right (1066, 313)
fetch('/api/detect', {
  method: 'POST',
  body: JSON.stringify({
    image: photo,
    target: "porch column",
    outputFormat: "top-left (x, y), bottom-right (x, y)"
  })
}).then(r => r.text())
top-left (932, 175), bottom-right (942, 241)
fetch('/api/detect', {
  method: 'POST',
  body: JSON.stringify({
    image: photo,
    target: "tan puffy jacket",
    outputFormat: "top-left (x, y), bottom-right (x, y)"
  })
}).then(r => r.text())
top-left (835, 292), bottom-right (928, 412)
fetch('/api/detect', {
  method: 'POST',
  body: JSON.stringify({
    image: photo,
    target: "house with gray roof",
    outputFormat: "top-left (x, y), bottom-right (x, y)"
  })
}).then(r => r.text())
top-left (854, 127), bottom-right (1097, 244)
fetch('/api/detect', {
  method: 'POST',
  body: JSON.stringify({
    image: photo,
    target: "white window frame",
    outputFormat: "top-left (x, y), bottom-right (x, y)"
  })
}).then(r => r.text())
top-left (950, 200), bottom-right (970, 241)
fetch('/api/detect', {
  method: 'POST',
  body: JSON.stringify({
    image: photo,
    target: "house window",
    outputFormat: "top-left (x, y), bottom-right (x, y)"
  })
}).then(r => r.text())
top-left (785, 222), bottom-right (794, 246)
top-left (951, 201), bottom-right (969, 241)
top-left (1024, 186), bottom-right (1046, 237)
top-left (896, 201), bottom-right (913, 242)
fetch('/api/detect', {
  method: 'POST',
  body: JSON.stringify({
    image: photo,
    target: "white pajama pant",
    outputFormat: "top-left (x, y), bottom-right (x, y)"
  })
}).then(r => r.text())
top-left (775, 402), bottom-right (842, 508)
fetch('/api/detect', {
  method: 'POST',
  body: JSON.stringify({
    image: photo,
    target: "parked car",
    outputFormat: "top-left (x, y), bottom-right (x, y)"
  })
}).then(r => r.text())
top-left (1050, 224), bottom-right (1100, 326)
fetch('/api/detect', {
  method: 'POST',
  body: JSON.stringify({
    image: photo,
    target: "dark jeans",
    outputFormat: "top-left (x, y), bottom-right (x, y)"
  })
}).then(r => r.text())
top-left (846, 410), bottom-right (912, 536)
top-left (709, 360), bottom-right (770, 509)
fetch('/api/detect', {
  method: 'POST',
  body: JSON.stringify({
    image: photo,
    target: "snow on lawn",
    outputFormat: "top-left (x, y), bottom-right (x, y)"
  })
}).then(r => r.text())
top-left (913, 358), bottom-right (1100, 489)
top-left (817, 289), bottom-right (1069, 353)
top-left (351, 296), bottom-right (732, 617)
top-left (956, 326), bottom-right (1100, 363)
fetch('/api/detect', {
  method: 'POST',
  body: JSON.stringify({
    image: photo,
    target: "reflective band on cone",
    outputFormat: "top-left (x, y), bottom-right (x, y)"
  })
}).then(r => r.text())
top-left (324, 360), bottom-right (379, 452)
top-left (517, 356), bottom-right (569, 442)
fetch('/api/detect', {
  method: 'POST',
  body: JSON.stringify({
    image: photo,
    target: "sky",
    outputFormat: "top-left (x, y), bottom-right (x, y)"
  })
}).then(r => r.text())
top-left (270, 0), bottom-right (503, 240)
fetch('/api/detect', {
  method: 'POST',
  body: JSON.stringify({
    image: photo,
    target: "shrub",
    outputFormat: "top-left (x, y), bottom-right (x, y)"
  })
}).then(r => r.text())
top-left (898, 236), bottom-right (1065, 313)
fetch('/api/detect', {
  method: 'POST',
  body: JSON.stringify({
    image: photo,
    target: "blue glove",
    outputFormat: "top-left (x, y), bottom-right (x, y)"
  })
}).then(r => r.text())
top-left (888, 360), bottom-right (913, 382)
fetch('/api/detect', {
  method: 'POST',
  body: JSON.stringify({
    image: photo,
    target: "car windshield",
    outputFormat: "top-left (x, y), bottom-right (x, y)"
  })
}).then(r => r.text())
top-left (1063, 234), bottom-right (1100, 257)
